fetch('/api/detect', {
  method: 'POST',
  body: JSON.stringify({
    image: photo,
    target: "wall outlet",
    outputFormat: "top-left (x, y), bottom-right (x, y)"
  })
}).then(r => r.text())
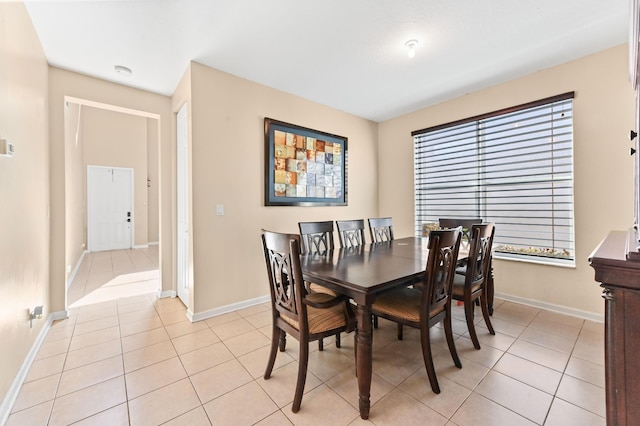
top-left (216, 204), bottom-right (224, 216)
top-left (0, 139), bottom-right (14, 157)
top-left (66, 265), bottom-right (71, 273)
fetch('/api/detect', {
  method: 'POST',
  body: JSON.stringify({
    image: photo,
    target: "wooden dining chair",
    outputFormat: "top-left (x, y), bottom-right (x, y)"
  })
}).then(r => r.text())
top-left (336, 219), bottom-right (366, 248)
top-left (368, 217), bottom-right (394, 243)
top-left (371, 228), bottom-right (463, 394)
top-left (452, 223), bottom-right (496, 349)
top-left (298, 220), bottom-right (343, 349)
top-left (299, 221), bottom-right (335, 255)
top-left (438, 218), bottom-right (482, 246)
top-left (261, 230), bottom-right (355, 412)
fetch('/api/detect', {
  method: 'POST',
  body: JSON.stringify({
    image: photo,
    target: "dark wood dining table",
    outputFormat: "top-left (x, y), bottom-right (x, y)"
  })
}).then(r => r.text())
top-left (300, 236), bottom-right (434, 419)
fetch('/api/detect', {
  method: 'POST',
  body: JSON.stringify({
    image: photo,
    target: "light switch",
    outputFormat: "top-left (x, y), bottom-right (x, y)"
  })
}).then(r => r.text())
top-left (216, 204), bottom-right (224, 216)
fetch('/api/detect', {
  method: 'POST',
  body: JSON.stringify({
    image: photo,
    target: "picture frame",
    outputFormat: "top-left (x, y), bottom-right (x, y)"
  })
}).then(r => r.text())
top-left (264, 118), bottom-right (348, 206)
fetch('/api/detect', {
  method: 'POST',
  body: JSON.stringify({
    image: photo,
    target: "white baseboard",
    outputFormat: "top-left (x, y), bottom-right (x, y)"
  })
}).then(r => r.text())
top-left (148, 241), bottom-right (159, 246)
top-left (0, 310), bottom-right (68, 425)
top-left (495, 292), bottom-right (604, 323)
top-left (190, 295), bottom-right (270, 323)
top-left (66, 250), bottom-right (88, 290)
top-left (157, 290), bottom-right (176, 299)
top-left (133, 244), bottom-right (149, 249)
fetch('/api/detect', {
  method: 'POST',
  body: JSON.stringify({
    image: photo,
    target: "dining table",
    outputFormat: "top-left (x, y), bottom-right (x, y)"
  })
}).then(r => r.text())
top-left (299, 236), bottom-right (492, 419)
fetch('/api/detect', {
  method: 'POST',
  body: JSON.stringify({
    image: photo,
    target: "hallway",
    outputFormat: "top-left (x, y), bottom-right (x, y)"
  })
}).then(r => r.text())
top-left (66, 246), bottom-right (159, 308)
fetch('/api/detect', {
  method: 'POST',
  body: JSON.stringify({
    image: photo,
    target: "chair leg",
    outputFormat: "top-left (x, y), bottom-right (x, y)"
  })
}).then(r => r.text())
top-left (444, 310), bottom-right (462, 369)
top-left (354, 328), bottom-right (358, 376)
top-left (480, 293), bottom-right (495, 335)
top-left (397, 323), bottom-right (403, 340)
top-left (318, 338), bottom-right (324, 351)
top-left (465, 297), bottom-right (481, 350)
top-left (292, 340), bottom-right (309, 413)
top-left (279, 331), bottom-right (287, 352)
top-left (420, 326), bottom-right (440, 394)
top-left (373, 315), bottom-right (378, 329)
top-left (265, 327), bottom-right (281, 379)
top-left (335, 332), bottom-right (341, 348)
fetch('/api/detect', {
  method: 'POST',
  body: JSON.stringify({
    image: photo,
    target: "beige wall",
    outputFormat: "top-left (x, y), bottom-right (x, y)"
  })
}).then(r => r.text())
top-left (185, 62), bottom-right (379, 314)
top-left (147, 118), bottom-right (160, 243)
top-left (48, 68), bottom-right (174, 312)
top-left (65, 102), bottom-right (85, 284)
top-left (378, 45), bottom-right (636, 316)
top-left (82, 106), bottom-right (149, 247)
top-left (0, 1), bottom-right (50, 405)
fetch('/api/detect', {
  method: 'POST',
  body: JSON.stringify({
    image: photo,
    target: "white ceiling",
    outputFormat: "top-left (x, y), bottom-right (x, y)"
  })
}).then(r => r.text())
top-left (24, 0), bottom-right (629, 122)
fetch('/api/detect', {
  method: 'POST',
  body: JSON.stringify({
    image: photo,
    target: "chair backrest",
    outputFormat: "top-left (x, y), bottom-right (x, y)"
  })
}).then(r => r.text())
top-left (336, 219), bottom-right (366, 248)
top-left (421, 228), bottom-right (462, 320)
top-left (368, 217), bottom-right (394, 243)
top-left (261, 230), bottom-right (307, 331)
top-left (438, 218), bottom-right (482, 243)
top-left (465, 223), bottom-right (495, 291)
top-left (298, 221), bottom-right (335, 254)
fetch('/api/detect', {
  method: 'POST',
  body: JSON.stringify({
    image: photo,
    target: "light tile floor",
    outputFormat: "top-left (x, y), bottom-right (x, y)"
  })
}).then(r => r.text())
top-left (8, 249), bottom-right (606, 425)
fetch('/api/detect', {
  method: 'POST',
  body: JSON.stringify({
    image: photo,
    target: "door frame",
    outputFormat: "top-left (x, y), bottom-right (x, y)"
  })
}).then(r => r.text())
top-left (176, 103), bottom-right (190, 308)
top-left (87, 164), bottom-right (134, 252)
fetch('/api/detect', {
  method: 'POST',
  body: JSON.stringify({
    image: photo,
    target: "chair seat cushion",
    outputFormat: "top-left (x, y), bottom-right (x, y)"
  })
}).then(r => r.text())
top-left (451, 273), bottom-right (481, 297)
top-left (372, 287), bottom-right (444, 323)
top-left (455, 265), bottom-right (467, 275)
top-left (280, 303), bottom-right (347, 335)
top-left (308, 282), bottom-right (338, 297)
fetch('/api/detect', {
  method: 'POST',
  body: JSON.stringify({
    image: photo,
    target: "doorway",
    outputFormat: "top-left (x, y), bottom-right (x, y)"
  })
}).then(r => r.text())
top-left (176, 103), bottom-right (190, 307)
top-left (64, 97), bottom-right (162, 309)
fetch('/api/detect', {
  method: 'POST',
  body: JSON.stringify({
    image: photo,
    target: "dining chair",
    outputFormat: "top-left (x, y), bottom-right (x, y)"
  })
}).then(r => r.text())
top-left (452, 223), bottom-right (496, 349)
top-left (438, 218), bottom-right (482, 245)
top-left (336, 219), bottom-right (366, 248)
top-left (261, 230), bottom-right (355, 412)
top-left (299, 221), bottom-right (335, 255)
top-left (368, 217), bottom-right (394, 243)
top-left (298, 220), bottom-right (343, 349)
top-left (371, 228), bottom-right (462, 394)
top-left (367, 217), bottom-right (394, 329)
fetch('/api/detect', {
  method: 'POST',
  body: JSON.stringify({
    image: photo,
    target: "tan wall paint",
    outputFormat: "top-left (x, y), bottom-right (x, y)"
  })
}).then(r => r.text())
top-left (0, 1), bottom-right (50, 403)
top-left (65, 102), bottom-right (85, 284)
top-left (147, 118), bottom-right (159, 243)
top-left (82, 106), bottom-right (148, 247)
top-left (48, 68), bottom-right (174, 312)
top-left (378, 45), bottom-right (636, 316)
top-left (187, 62), bottom-right (378, 314)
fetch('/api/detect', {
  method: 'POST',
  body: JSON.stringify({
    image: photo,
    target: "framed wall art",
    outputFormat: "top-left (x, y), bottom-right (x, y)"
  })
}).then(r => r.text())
top-left (264, 118), bottom-right (348, 206)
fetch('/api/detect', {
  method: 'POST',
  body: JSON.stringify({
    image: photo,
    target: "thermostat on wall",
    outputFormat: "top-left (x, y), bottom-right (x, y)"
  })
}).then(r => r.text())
top-left (0, 139), bottom-right (14, 157)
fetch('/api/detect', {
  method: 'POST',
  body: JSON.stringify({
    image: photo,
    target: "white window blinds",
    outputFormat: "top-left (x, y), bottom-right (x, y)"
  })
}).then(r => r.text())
top-left (413, 92), bottom-right (575, 266)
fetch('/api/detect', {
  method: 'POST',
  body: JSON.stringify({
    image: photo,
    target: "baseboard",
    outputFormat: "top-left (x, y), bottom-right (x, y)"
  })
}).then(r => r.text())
top-left (190, 295), bottom-right (270, 323)
top-left (157, 290), bottom-right (176, 299)
top-left (495, 292), bottom-right (604, 323)
top-left (133, 244), bottom-right (149, 249)
top-left (148, 241), bottom-right (159, 246)
top-left (66, 250), bottom-right (88, 290)
top-left (0, 310), bottom-right (67, 425)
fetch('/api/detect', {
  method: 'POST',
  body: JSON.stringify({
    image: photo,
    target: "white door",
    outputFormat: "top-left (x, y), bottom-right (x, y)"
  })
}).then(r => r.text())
top-left (87, 166), bottom-right (133, 252)
top-left (176, 103), bottom-right (190, 306)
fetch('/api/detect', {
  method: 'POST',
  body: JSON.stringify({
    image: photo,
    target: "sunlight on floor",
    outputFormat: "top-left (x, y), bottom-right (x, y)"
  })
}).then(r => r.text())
top-left (68, 270), bottom-right (159, 309)
top-left (67, 247), bottom-right (160, 309)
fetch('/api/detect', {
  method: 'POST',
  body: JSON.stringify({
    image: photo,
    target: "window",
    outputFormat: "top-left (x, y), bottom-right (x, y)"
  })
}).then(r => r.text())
top-left (413, 92), bottom-right (575, 266)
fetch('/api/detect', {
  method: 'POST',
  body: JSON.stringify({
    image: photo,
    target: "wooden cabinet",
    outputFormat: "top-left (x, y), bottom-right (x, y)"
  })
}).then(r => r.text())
top-left (590, 231), bottom-right (640, 426)
top-left (589, 4), bottom-right (640, 424)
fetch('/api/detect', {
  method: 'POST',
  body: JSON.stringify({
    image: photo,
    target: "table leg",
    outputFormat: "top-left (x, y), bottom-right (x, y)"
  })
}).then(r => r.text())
top-left (355, 304), bottom-right (373, 419)
top-left (487, 259), bottom-right (495, 315)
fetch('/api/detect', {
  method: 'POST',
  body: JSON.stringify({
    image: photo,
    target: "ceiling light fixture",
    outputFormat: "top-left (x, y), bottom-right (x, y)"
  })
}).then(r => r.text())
top-left (114, 65), bottom-right (132, 76)
top-left (405, 39), bottom-right (418, 59)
